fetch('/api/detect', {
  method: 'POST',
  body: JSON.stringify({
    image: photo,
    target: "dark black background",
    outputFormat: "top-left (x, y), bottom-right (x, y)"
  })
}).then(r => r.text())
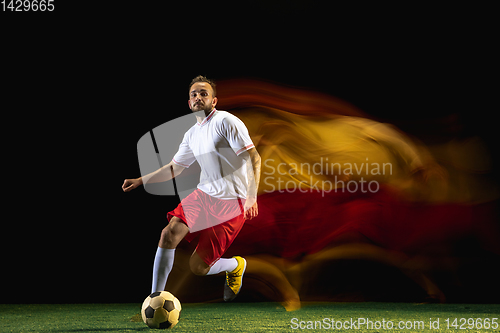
top-left (1, 2), bottom-right (497, 303)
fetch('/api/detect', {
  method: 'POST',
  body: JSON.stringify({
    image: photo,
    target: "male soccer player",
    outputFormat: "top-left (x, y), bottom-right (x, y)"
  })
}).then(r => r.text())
top-left (123, 76), bottom-right (261, 301)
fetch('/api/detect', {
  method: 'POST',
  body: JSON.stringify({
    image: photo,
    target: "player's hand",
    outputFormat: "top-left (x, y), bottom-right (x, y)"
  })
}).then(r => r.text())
top-left (243, 197), bottom-right (258, 220)
top-left (122, 178), bottom-right (143, 192)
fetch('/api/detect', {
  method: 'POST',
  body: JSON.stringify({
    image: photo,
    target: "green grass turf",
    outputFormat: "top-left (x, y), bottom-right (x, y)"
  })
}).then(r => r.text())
top-left (1, 302), bottom-right (499, 332)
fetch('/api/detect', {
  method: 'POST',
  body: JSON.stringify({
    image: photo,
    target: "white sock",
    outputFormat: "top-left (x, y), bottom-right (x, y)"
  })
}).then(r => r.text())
top-left (206, 258), bottom-right (238, 275)
top-left (151, 247), bottom-right (175, 293)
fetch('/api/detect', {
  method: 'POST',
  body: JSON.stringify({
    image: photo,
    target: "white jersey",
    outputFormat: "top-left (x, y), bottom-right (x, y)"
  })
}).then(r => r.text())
top-left (172, 109), bottom-right (255, 200)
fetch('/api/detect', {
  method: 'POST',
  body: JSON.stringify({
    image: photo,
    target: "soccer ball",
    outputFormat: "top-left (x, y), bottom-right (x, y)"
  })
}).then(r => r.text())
top-left (141, 291), bottom-right (182, 329)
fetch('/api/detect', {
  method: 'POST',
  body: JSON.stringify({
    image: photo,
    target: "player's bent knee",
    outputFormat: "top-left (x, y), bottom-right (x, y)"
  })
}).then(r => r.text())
top-left (159, 218), bottom-right (186, 249)
top-left (189, 257), bottom-right (210, 276)
top-left (158, 227), bottom-right (173, 249)
top-left (190, 264), bottom-right (209, 276)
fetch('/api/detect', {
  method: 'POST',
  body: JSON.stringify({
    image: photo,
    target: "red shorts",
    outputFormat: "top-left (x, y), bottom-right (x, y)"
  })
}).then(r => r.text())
top-left (167, 189), bottom-right (246, 267)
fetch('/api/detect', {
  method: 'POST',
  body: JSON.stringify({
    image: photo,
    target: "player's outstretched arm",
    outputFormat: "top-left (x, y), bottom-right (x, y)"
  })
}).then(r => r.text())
top-left (122, 162), bottom-right (185, 192)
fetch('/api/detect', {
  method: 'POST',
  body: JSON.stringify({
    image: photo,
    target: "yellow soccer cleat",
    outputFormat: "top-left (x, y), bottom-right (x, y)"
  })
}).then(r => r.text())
top-left (224, 256), bottom-right (247, 301)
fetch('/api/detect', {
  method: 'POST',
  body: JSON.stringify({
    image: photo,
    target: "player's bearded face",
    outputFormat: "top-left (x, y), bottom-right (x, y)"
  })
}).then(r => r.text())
top-left (189, 82), bottom-right (217, 114)
top-left (191, 98), bottom-right (213, 113)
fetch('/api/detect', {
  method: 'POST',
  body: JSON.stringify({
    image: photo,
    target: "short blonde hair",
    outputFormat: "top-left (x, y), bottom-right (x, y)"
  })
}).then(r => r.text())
top-left (189, 75), bottom-right (217, 97)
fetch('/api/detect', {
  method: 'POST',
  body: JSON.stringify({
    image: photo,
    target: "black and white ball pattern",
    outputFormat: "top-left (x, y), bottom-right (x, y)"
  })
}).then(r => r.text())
top-left (141, 291), bottom-right (182, 329)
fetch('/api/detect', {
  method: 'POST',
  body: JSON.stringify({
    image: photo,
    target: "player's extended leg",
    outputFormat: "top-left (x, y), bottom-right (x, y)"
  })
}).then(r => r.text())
top-left (189, 251), bottom-right (241, 276)
top-left (151, 217), bottom-right (189, 293)
top-left (189, 251), bottom-right (247, 301)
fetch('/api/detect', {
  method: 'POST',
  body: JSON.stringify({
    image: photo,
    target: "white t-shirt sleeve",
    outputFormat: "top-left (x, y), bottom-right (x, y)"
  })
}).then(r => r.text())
top-left (172, 132), bottom-right (196, 168)
top-left (221, 116), bottom-right (255, 156)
